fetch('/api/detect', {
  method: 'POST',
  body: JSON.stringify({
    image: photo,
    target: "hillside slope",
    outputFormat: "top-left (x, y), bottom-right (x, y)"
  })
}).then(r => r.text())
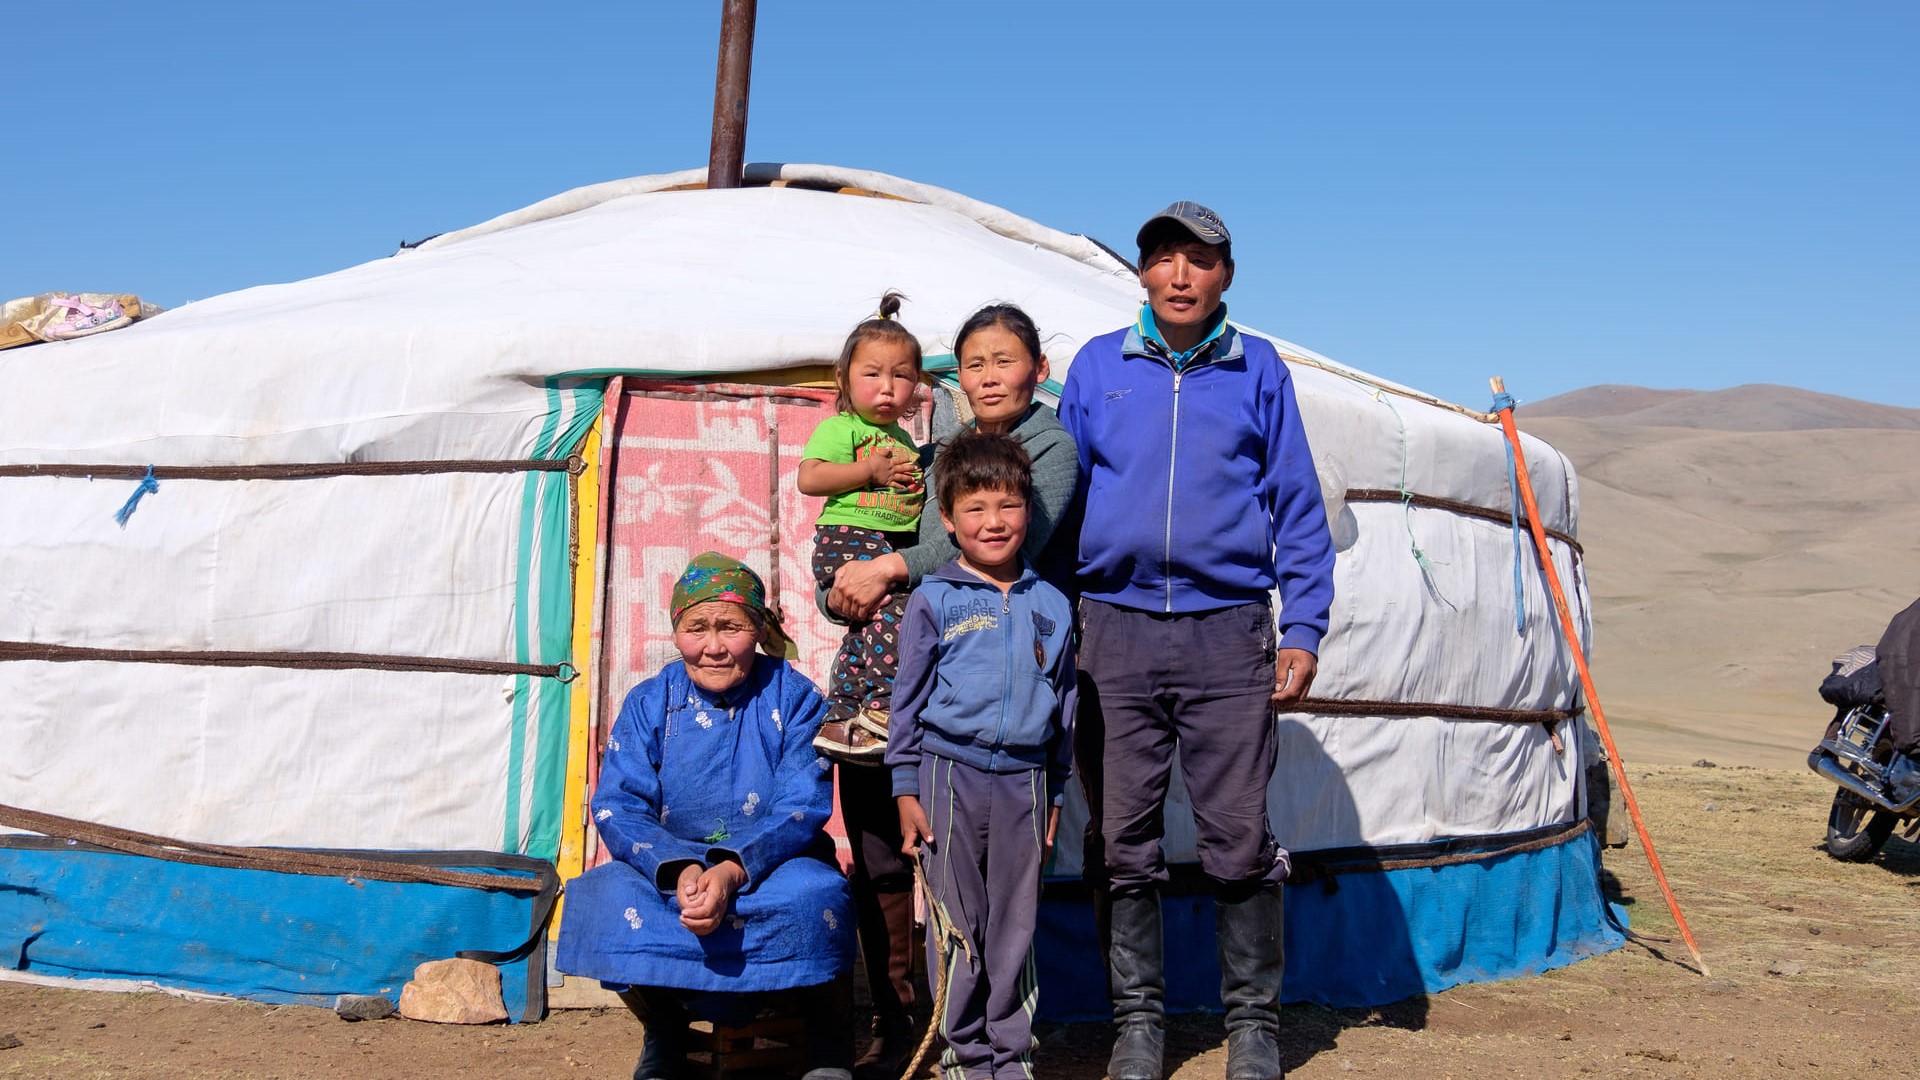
top-left (1524, 385), bottom-right (1920, 765)
top-left (1529, 383), bottom-right (1920, 431)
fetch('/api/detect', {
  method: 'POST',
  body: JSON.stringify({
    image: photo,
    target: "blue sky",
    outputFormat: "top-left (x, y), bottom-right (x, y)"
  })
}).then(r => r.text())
top-left (6, 1), bottom-right (1915, 409)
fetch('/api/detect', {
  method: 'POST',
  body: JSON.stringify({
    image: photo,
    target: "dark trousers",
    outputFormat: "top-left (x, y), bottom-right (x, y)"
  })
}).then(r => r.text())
top-left (618, 978), bottom-right (854, 1074)
top-left (813, 524), bottom-right (914, 722)
top-left (839, 760), bottom-right (917, 1022)
top-left (920, 757), bottom-right (1045, 1080)
top-left (1075, 598), bottom-right (1285, 892)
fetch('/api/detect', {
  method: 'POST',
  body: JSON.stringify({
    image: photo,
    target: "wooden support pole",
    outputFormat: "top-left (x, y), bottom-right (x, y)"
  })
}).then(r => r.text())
top-left (707, 0), bottom-right (757, 189)
top-left (1490, 375), bottom-right (1709, 976)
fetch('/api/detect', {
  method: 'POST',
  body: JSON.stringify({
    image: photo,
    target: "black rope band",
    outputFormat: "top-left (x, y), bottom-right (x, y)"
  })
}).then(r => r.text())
top-left (1045, 818), bottom-right (1597, 902)
top-left (0, 802), bottom-right (547, 894)
top-left (1345, 488), bottom-right (1583, 556)
top-left (1299, 697), bottom-right (1578, 724)
top-left (1289, 818), bottom-right (1593, 885)
top-left (0, 640), bottom-right (577, 682)
top-left (1, 805), bottom-right (561, 966)
top-left (0, 456), bottom-right (584, 481)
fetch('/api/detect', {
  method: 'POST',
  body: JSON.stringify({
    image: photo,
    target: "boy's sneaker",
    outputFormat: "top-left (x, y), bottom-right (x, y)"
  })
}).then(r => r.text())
top-left (814, 707), bottom-right (890, 764)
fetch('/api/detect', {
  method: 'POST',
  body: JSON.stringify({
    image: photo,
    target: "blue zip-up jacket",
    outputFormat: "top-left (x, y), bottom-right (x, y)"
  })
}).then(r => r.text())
top-left (1057, 307), bottom-right (1336, 654)
top-left (886, 559), bottom-right (1077, 801)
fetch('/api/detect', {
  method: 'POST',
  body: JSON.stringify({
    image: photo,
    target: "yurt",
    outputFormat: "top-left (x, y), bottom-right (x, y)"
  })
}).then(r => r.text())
top-left (0, 164), bottom-right (1621, 1020)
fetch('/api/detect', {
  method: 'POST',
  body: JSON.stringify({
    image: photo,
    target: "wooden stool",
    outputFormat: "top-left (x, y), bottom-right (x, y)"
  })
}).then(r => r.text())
top-left (684, 1014), bottom-right (808, 1079)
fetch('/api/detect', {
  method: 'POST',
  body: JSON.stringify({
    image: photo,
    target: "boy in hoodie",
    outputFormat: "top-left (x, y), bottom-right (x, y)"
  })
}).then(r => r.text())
top-left (888, 429), bottom-right (1076, 1080)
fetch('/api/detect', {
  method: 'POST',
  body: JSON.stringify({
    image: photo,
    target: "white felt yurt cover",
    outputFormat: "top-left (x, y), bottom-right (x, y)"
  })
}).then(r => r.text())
top-left (0, 164), bottom-right (1588, 871)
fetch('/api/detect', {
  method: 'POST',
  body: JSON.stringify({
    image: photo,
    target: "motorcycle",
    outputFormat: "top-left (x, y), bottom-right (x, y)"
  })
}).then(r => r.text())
top-left (1807, 644), bottom-right (1919, 861)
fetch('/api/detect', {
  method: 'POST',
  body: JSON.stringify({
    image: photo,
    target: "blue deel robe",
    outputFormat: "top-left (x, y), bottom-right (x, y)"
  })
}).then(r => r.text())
top-left (556, 656), bottom-right (855, 992)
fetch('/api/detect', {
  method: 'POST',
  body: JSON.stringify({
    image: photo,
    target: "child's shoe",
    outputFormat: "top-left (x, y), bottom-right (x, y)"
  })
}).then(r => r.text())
top-left (851, 705), bottom-right (891, 741)
top-left (814, 707), bottom-right (891, 764)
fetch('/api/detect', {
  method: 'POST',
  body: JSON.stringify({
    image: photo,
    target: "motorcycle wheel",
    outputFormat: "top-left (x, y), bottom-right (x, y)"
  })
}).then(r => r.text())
top-left (1825, 788), bottom-right (1897, 862)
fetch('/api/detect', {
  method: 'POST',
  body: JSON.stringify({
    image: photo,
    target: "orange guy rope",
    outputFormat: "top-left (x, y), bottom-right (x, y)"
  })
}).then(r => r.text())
top-left (1490, 376), bottom-right (1709, 976)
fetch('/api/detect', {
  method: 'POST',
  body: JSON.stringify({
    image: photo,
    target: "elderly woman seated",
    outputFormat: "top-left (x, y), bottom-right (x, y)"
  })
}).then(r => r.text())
top-left (558, 553), bottom-right (856, 1080)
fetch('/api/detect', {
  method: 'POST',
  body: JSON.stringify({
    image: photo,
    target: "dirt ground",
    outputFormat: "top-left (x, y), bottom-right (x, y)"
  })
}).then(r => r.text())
top-left (4, 763), bottom-right (1916, 1079)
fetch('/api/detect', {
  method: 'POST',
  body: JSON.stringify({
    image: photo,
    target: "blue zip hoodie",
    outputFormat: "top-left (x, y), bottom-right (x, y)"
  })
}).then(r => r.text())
top-left (885, 559), bottom-right (1077, 801)
top-left (1057, 307), bottom-right (1336, 654)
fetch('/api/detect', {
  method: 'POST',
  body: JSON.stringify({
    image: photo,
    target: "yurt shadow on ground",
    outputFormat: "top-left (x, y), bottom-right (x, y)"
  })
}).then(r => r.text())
top-left (0, 163), bottom-right (1621, 1021)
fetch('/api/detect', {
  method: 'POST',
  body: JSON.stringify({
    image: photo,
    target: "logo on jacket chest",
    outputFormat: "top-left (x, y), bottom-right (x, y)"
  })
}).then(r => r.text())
top-left (943, 597), bottom-right (999, 642)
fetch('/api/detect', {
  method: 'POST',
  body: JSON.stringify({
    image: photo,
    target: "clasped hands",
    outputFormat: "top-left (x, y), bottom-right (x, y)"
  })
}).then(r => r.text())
top-left (675, 860), bottom-right (747, 936)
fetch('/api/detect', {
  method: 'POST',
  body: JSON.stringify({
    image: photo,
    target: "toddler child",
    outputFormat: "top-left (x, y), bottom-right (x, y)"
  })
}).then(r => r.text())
top-left (799, 290), bottom-right (926, 760)
top-left (888, 430), bottom-right (1076, 1080)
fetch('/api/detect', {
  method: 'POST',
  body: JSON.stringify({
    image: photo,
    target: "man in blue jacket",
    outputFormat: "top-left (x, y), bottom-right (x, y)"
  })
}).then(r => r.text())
top-left (1058, 202), bottom-right (1336, 1080)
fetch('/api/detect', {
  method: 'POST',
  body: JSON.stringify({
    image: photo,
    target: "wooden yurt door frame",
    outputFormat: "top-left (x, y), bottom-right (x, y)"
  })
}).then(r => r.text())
top-left (565, 374), bottom-right (878, 879)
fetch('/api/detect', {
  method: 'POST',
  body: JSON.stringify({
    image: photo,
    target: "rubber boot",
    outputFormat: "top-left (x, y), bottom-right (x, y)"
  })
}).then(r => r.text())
top-left (1216, 883), bottom-right (1285, 1080)
top-left (853, 887), bottom-right (918, 1080)
top-left (617, 986), bottom-right (690, 1080)
top-left (1105, 888), bottom-right (1166, 1080)
top-left (798, 976), bottom-right (857, 1080)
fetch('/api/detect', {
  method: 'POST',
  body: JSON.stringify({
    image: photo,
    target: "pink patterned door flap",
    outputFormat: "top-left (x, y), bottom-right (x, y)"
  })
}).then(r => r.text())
top-left (590, 380), bottom-right (929, 868)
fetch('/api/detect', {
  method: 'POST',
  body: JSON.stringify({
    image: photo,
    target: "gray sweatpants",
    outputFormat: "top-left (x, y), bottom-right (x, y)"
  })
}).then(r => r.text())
top-left (920, 756), bottom-right (1045, 1080)
top-left (1075, 598), bottom-right (1287, 892)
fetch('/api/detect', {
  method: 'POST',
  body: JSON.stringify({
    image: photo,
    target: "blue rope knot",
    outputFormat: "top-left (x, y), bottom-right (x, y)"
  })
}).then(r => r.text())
top-left (1489, 393), bottom-right (1527, 631)
top-left (113, 466), bottom-right (159, 527)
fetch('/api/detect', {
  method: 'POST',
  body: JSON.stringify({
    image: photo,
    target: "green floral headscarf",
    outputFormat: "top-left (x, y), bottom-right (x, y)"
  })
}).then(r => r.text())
top-left (670, 552), bottom-right (792, 657)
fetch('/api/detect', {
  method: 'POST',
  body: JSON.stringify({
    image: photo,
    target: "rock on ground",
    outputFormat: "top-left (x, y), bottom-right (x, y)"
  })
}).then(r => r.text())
top-left (336, 994), bottom-right (398, 1021)
top-left (397, 958), bottom-right (507, 1025)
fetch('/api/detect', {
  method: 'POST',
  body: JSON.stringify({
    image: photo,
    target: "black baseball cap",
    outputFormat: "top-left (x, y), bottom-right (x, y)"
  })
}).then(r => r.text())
top-left (1135, 201), bottom-right (1232, 257)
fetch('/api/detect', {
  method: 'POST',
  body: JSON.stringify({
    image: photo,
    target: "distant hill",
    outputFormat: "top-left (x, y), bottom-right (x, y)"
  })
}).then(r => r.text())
top-left (1527, 383), bottom-right (1920, 431)
top-left (1519, 386), bottom-right (1920, 768)
top-left (1524, 385), bottom-right (1696, 418)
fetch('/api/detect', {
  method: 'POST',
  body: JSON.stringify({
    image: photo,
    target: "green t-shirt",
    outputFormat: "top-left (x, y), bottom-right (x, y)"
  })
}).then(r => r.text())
top-left (801, 412), bottom-right (924, 531)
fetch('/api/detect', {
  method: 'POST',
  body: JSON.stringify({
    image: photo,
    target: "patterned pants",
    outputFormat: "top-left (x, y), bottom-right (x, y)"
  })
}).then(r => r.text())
top-left (812, 524), bottom-right (914, 723)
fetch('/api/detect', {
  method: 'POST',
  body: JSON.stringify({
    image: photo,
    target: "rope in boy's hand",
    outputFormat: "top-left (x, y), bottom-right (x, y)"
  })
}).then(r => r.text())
top-left (896, 795), bottom-right (935, 856)
top-left (900, 852), bottom-right (973, 1080)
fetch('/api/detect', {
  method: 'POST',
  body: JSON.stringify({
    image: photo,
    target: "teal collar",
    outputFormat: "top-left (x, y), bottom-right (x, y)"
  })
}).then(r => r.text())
top-left (1135, 303), bottom-right (1231, 371)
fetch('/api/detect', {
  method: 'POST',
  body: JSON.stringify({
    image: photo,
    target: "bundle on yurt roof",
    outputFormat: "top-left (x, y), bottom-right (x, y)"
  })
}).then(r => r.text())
top-left (0, 164), bottom-right (1620, 1019)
